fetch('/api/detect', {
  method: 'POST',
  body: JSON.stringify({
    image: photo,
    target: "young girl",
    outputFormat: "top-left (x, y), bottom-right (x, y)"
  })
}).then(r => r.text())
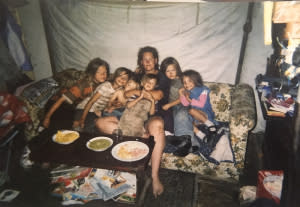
top-left (42, 57), bottom-right (110, 129)
top-left (73, 67), bottom-right (132, 132)
top-left (102, 75), bottom-right (140, 119)
top-left (160, 57), bottom-right (192, 156)
top-left (161, 57), bottom-right (183, 112)
top-left (118, 74), bottom-right (163, 137)
top-left (179, 70), bottom-right (217, 146)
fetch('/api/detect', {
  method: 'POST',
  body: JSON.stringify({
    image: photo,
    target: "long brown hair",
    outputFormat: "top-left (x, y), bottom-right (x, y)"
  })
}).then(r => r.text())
top-left (182, 70), bottom-right (203, 87)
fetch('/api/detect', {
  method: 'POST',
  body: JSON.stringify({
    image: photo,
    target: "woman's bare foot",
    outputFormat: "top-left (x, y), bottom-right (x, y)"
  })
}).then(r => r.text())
top-left (152, 177), bottom-right (164, 198)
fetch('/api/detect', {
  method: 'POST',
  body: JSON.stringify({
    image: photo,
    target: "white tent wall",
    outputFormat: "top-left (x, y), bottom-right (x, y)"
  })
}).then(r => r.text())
top-left (18, 0), bottom-right (271, 132)
top-left (41, 0), bottom-right (246, 84)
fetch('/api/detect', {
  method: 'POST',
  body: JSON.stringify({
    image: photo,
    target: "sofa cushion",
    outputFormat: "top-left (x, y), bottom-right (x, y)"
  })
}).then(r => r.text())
top-left (205, 82), bottom-right (232, 122)
top-left (161, 153), bottom-right (239, 180)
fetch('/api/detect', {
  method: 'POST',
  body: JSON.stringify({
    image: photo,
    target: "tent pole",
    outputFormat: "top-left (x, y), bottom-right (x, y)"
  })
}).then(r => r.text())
top-left (235, 2), bottom-right (254, 85)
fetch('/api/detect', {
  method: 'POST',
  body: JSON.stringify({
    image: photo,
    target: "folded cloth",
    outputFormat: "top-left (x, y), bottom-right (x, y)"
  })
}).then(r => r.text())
top-left (194, 122), bottom-right (235, 165)
top-left (210, 133), bottom-right (235, 164)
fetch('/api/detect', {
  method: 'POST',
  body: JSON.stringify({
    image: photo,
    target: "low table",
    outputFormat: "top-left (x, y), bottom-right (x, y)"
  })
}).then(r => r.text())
top-left (28, 128), bottom-right (155, 206)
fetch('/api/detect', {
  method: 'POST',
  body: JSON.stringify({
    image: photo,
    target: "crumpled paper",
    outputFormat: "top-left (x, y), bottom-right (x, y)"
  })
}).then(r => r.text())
top-left (239, 186), bottom-right (257, 203)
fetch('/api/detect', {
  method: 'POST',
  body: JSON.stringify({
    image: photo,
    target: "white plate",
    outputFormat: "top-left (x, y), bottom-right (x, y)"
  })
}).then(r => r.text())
top-left (111, 141), bottom-right (149, 162)
top-left (86, 137), bottom-right (113, 152)
top-left (52, 130), bottom-right (80, 144)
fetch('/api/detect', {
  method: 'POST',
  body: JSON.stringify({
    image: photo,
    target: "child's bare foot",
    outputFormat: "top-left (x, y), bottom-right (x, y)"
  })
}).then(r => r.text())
top-left (152, 177), bottom-right (164, 198)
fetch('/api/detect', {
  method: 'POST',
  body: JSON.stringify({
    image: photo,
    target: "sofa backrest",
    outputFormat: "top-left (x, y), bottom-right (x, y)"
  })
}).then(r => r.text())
top-left (204, 82), bottom-right (233, 122)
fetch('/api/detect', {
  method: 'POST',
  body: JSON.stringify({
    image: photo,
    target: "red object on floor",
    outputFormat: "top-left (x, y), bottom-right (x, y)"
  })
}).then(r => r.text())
top-left (0, 92), bottom-right (30, 138)
top-left (256, 170), bottom-right (284, 204)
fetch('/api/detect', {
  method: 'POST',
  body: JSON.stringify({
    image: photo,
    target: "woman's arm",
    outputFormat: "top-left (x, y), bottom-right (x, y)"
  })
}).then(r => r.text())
top-left (77, 92), bottom-right (101, 128)
top-left (150, 89), bottom-right (163, 101)
top-left (162, 99), bottom-right (181, 111)
top-left (43, 96), bottom-right (66, 128)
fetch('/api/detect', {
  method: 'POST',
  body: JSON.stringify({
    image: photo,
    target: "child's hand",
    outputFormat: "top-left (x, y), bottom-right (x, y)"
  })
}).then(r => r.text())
top-left (179, 88), bottom-right (189, 97)
top-left (43, 117), bottom-right (50, 128)
top-left (105, 107), bottom-right (114, 113)
top-left (136, 90), bottom-right (145, 100)
top-left (111, 100), bottom-right (122, 108)
top-left (94, 110), bottom-right (102, 117)
top-left (143, 90), bottom-right (154, 101)
top-left (73, 120), bottom-right (81, 129)
top-left (79, 119), bottom-right (85, 129)
top-left (162, 104), bottom-right (170, 111)
top-left (179, 88), bottom-right (185, 96)
top-left (183, 90), bottom-right (190, 98)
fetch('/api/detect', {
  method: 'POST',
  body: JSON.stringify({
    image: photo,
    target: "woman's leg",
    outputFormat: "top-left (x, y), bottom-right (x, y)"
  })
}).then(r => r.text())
top-left (95, 116), bottom-right (119, 134)
top-left (145, 116), bottom-right (165, 198)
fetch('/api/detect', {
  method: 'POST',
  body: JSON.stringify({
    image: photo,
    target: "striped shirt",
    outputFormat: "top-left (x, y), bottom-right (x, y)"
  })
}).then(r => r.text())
top-left (76, 81), bottom-right (116, 112)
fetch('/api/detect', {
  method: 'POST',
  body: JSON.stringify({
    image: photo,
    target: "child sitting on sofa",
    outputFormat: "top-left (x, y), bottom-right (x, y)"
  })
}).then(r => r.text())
top-left (73, 67), bottom-right (132, 132)
top-left (179, 69), bottom-right (219, 150)
top-left (42, 57), bottom-right (110, 129)
top-left (160, 57), bottom-right (183, 111)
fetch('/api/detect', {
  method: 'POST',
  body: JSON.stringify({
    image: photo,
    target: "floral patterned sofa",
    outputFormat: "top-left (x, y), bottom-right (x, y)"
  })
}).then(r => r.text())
top-left (160, 82), bottom-right (257, 182)
top-left (19, 74), bottom-right (256, 182)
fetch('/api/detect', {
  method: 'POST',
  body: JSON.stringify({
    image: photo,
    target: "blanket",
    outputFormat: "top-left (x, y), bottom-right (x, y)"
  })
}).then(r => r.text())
top-left (194, 122), bottom-right (235, 165)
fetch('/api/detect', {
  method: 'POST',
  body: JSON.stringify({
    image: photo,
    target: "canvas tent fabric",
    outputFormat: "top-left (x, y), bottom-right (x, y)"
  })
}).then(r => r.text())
top-left (38, 0), bottom-right (270, 131)
top-left (41, 1), bottom-right (245, 84)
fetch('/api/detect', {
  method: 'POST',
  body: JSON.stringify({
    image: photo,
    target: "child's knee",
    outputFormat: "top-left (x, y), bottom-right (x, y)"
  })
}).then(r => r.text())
top-left (188, 108), bottom-right (196, 116)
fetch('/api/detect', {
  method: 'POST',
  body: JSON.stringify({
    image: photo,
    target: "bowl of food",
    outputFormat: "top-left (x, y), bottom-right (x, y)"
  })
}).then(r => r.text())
top-left (86, 137), bottom-right (113, 151)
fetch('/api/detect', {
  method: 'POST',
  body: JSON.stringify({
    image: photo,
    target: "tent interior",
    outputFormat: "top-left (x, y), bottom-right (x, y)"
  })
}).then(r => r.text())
top-left (2, 0), bottom-right (277, 131)
top-left (1, 0), bottom-right (300, 206)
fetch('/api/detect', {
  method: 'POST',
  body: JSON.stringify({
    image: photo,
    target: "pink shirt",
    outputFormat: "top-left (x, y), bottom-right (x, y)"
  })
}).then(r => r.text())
top-left (180, 90), bottom-right (208, 108)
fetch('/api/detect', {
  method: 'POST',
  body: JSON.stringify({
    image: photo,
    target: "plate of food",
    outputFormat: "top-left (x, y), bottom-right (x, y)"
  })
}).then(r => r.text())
top-left (111, 141), bottom-right (149, 162)
top-left (52, 130), bottom-right (80, 144)
top-left (86, 137), bottom-right (113, 152)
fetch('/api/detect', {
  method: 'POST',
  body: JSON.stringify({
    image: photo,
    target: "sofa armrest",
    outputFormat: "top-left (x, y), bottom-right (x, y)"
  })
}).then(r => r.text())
top-left (230, 83), bottom-right (257, 131)
top-left (229, 83), bottom-right (257, 171)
